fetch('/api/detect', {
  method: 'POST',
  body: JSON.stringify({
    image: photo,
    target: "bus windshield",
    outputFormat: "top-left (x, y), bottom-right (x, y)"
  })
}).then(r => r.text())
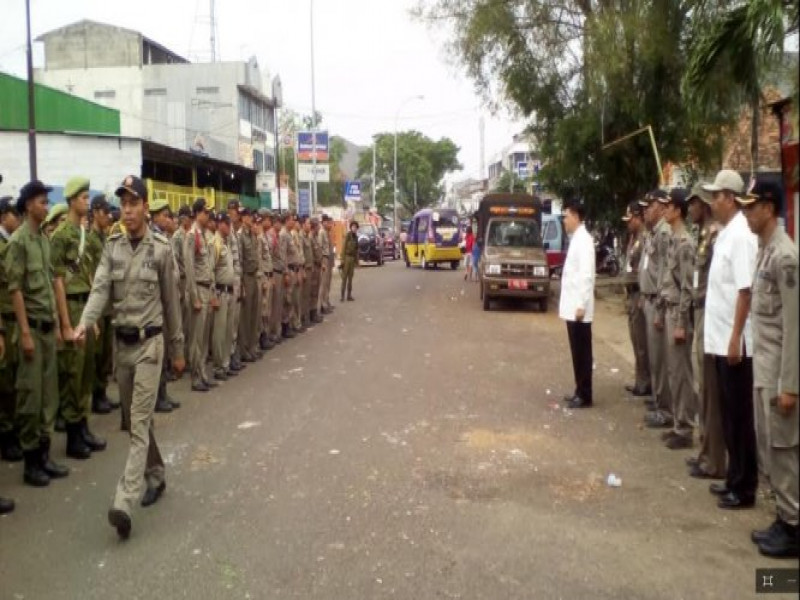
top-left (486, 219), bottom-right (542, 248)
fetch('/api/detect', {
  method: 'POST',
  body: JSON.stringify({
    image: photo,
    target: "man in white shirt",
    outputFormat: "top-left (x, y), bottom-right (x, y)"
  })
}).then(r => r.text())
top-left (559, 200), bottom-right (596, 409)
top-left (702, 169), bottom-right (759, 510)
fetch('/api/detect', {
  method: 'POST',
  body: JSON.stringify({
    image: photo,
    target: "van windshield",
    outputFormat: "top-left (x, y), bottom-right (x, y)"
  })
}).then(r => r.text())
top-left (487, 219), bottom-right (542, 248)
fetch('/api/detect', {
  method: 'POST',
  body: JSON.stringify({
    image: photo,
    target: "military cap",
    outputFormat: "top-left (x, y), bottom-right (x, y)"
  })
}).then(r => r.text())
top-left (686, 185), bottom-right (708, 204)
top-left (16, 179), bottom-right (52, 214)
top-left (239, 206), bottom-right (253, 217)
top-left (216, 212), bottom-right (230, 224)
top-left (90, 194), bottom-right (111, 213)
top-left (192, 197), bottom-right (207, 215)
top-left (227, 199), bottom-right (241, 211)
top-left (0, 196), bottom-right (16, 215)
top-left (64, 176), bottom-right (90, 200)
top-left (45, 202), bottom-right (69, 225)
top-left (149, 199), bottom-right (171, 214)
top-left (115, 175), bottom-right (147, 201)
top-left (647, 188), bottom-right (669, 203)
top-left (177, 205), bottom-right (192, 218)
top-left (664, 187), bottom-right (688, 206)
top-left (258, 208), bottom-right (273, 219)
top-left (702, 169), bottom-right (744, 195)
top-left (621, 201), bottom-right (643, 222)
top-left (735, 178), bottom-right (782, 210)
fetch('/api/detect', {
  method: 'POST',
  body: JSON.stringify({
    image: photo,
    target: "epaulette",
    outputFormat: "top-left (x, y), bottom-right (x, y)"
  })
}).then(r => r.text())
top-left (152, 231), bottom-right (169, 245)
top-left (108, 232), bottom-right (124, 241)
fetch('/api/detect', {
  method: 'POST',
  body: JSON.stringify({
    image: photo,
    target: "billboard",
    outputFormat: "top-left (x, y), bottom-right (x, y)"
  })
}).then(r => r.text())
top-left (298, 163), bottom-right (330, 183)
top-left (345, 180), bottom-right (362, 203)
top-left (298, 188), bottom-right (311, 217)
top-left (297, 131), bottom-right (329, 161)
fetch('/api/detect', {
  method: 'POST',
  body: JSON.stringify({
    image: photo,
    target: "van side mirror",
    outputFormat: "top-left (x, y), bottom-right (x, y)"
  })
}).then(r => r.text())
top-left (543, 241), bottom-right (550, 250)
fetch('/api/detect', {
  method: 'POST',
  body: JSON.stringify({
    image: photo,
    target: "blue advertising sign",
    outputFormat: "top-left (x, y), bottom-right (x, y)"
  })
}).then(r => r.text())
top-left (516, 161), bottom-right (529, 179)
top-left (298, 188), bottom-right (311, 217)
top-left (344, 180), bottom-right (361, 202)
top-left (297, 131), bottom-right (329, 161)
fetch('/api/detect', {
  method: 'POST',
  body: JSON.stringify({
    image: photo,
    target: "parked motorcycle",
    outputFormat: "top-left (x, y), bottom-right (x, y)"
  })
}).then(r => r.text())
top-left (595, 242), bottom-right (620, 277)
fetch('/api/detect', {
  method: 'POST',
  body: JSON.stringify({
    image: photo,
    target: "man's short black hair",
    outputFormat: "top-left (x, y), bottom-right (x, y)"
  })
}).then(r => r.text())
top-left (563, 200), bottom-right (586, 221)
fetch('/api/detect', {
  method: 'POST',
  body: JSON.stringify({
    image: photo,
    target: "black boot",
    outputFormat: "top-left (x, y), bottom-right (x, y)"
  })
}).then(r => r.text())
top-left (55, 414), bottom-right (66, 433)
top-left (40, 437), bottom-right (69, 478)
top-left (0, 495), bottom-right (14, 514)
top-left (259, 331), bottom-right (275, 350)
top-left (758, 520), bottom-right (800, 558)
top-left (167, 394), bottom-right (181, 409)
top-left (155, 392), bottom-right (173, 413)
top-left (282, 323), bottom-right (295, 339)
top-left (23, 449), bottom-right (49, 487)
top-left (311, 310), bottom-right (323, 324)
top-left (91, 390), bottom-right (112, 414)
top-left (0, 430), bottom-right (23, 462)
top-left (80, 418), bottom-right (107, 452)
top-left (66, 422), bottom-right (92, 460)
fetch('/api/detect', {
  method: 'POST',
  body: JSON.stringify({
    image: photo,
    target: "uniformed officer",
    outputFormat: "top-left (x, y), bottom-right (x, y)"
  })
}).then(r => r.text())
top-left (685, 187), bottom-right (726, 480)
top-left (185, 198), bottom-right (218, 392)
top-left (289, 216), bottom-right (305, 332)
top-left (74, 175), bottom-right (184, 539)
top-left (0, 306), bottom-right (12, 511)
top-left (656, 188), bottom-right (696, 449)
top-left (266, 214), bottom-right (285, 345)
top-left (211, 212), bottom-right (237, 380)
top-left (318, 215), bottom-right (335, 315)
top-left (280, 215), bottom-right (299, 338)
top-left (639, 190), bottom-right (673, 428)
top-left (621, 201), bottom-right (650, 398)
top-left (226, 201), bottom-right (245, 370)
top-left (309, 217), bottom-right (324, 323)
top-left (237, 207), bottom-right (262, 361)
top-left (5, 180), bottom-right (69, 487)
top-left (51, 177), bottom-right (107, 459)
top-left (341, 220), bottom-right (359, 301)
top-left (173, 205), bottom-right (192, 362)
top-left (0, 196), bottom-right (23, 462)
top-left (300, 217), bottom-right (314, 327)
top-left (257, 210), bottom-right (275, 350)
top-left (43, 203), bottom-right (68, 238)
top-left (86, 195), bottom-right (119, 415)
top-left (738, 180), bottom-right (799, 557)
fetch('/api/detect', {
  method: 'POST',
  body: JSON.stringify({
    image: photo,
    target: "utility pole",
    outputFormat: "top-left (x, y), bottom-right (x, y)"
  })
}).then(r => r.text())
top-left (25, 0), bottom-right (37, 180)
top-left (479, 114), bottom-right (485, 180)
top-left (372, 142), bottom-right (377, 210)
top-left (274, 107), bottom-right (281, 211)
top-left (310, 0), bottom-right (318, 215)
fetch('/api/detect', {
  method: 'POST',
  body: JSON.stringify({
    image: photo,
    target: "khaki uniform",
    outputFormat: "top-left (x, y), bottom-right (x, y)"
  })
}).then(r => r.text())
top-left (172, 227), bottom-right (191, 360)
top-left (623, 230), bottom-right (650, 391)
top-left (640, 218), bottom-right (672, 417)
top-left (79, 228), bottom-right (183, 518)
top-left (301, 231), bottom-right (314, 325)
top-left (51, 220), bottom-right (95, 426)
top-left (290, 230), bottom-right (304, 329)
top-left (341, 232), bottom-right (358, 299)
top-left (310, 229), bottom-right (323, 314)
top-left (659, 224), bottom-right (696, 440)
top-left (259, 230), bottom-right (274, 337)
top-left (267, 228), bottom-right (284, 340)
top-left (238, 226), bottom-right (261, 359)
top-left (185, 224), bottom-right (215, 386)
top-left (0, 227), bottom-right (19, 444)
top-left (319, 227), bottom-right (334, 311)
top-left (751, 227), bottom-right (799, 525)
top-left (228, 226), bottom-right (243, 362)
top-left (692, 221), bottom-right (726, 476)
top-left (4, 220), bottom-right (59, 452)
top-left (211, 232), bottom-right (236, 375)
top-left (86, 227), bottom-right (113, 400)
top-left (281, 228), bottom-right (299, 326)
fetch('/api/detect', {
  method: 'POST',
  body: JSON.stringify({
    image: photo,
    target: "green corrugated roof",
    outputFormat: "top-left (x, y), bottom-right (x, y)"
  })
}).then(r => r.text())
top-left (0, 72), bottom-right (120, 135)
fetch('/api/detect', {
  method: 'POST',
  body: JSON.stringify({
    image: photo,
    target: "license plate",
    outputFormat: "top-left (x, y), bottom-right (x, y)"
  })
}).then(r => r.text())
top-left (508, 279), bottom-right (528, 290)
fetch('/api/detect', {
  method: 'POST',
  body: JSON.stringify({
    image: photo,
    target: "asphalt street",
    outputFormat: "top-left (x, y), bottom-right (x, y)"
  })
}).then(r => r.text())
top-left (0, 260), bottom-right (793, 599)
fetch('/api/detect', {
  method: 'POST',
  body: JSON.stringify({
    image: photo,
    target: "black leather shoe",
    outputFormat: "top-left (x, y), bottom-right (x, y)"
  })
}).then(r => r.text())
top-left (204, 380), bottom-right (218, 389)
top-left (717, 491), bottom-right (755, 510)
top-left (685, 456), bottom-right (700, 467)
top-left (689, 464), bottom-right (723, 480)
top-left (644, 412), bottom-right (673, 428)
top-left (660, 430), bottom-right (677, 442)
top-left (665, 435), bottom-right (693, 450)
top-left (562, 394), bottom-right (577, 403)
top-left (567, 396), bottom-right (592, 409)
top-left (213, 371), bottom-right (228, 381)
top-left (752, 519), bottom-right (783, 545)
top-left (709, 482), bottom-right (730, 496)
top-left (631, 385), bottom-right (652, 397)
top-left (191, 382), bottom-right (210, 393)
top-left (91, 391), bottom-right (113, 415)
top-left (108, 508), bottom-right (131, 539)
top-left (23, 450), bottom-right (50, 487)
top-left (155, 397), bottom-right (173, 413)
top-left (241, 354), bottom-right (256, 363)
top-left (0, 496), bottom-right (14, 514)
top-left (141, 481), bottom-right (166, 507)
top-left (757, 521), bottom-right (799, 558)
top-left (80, 419), bottom-right (107, 452)
top-left (168, 397), bottom-right (181, 409)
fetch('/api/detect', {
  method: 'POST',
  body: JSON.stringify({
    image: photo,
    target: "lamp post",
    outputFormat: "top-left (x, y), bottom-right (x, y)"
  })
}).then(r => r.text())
top-left (310, 0), bottom-right (318, 215)
top-left (393, 95), bottom-right (424, 232)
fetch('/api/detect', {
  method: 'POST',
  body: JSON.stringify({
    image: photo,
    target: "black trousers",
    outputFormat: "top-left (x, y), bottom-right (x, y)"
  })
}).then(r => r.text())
top-left (715, 356), bottom-right (757, 497)
top-left (566, 321), bottom-right (593, 403)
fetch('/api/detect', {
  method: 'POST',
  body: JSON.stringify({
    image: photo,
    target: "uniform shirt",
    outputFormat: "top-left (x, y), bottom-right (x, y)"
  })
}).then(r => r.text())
top-left (50, 219), bottom-right (93, 294)
top-left (302, 231), bottom-right (313, 268)
top-left (79, 228), bottom-right (184, 361)
top-left (343, 232), bottom-right (358, 259)
top-left (267, 229), bottom-right (284, 272)
top-left (558, 223), bottom-right (596, 323)
top-left (259, 231), bottom-right (273, 274)
top-left (185, 223), bottom-right (215, 306)
top-left (751, 226), bottom-right (799, 394)
top-left (0, 226), bottom-right (14, 315)
top-left (281, 228), bottom-right (300, 267)
top-left (639, 218), bottom-right (670, 296)
top-left (213, 232), bottom-right (236, 286)
top-left (239, 226), bottom-right (260, 275)
top-left (692, 221), bottom-right (718, 309)
top-left (172, 227), bottom-right (187, 280)
top-left (659, 223), bottom-right (695, 329)
top-left (705, 211), bottom-right (757, 357)
top-left (229, 227), bottom-right (242, 279)
top-left (319, 228), bottom-right (331, 260)
top-left (623, 230), bottom-right (644, 285)
top-left (85, 227), bottom-right (106, 278)
top-left (4, 220), bottom-right (57, 321)
top-left (290, 229), bottom-right (303, 267)
top-left (311, 229), bottom-right (324, 265)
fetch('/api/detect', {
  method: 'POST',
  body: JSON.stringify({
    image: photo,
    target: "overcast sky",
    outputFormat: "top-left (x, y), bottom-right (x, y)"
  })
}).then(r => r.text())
top-left (0, 0), bottom-right (524, 182)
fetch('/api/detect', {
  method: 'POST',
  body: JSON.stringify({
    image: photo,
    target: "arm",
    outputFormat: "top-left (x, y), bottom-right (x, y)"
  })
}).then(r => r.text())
top-left (676, 240), bottom-right (694, 331)
top-left (779, 254), bottom-right (799, 397)
top-left (75, 243), bottom-right (113, 335)
top-left (161, 245), bottom-right (184, 363)
top-left (727, 289), bottom-right (751, 364)
top-left (654, 230), bottom-right (670, 323)
top-left (728, 230), bottom-right (757, 364)
top-left (5, 240), bottom-right (34, 360)
top-left (185, 229), bottom-right (199, 308)
top-left (50, 235), bottom-right (73, 338)
top-left (575, 230), bottom-right (595, 319)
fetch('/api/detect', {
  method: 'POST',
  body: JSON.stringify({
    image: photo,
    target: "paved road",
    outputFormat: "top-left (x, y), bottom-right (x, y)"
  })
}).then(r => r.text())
top-left (0, 260), bottom-right (791, 599)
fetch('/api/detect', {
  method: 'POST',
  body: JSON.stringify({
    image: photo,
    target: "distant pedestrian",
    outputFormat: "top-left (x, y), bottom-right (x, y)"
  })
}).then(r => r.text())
top-left (463, 226), bottom-right (475, 281)
top-left (341, 221), bottom-right (359, 301)
top-left (559, 200), bottom-right (596, 409)
top-left (471, 232), bottom-right (482, 283)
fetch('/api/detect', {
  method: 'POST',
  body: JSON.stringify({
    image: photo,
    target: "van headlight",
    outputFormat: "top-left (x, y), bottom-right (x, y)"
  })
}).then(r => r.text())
top-left (534, 266), bottom-right (547, 277)
top-left (486, 264), bottom-right (501, 275)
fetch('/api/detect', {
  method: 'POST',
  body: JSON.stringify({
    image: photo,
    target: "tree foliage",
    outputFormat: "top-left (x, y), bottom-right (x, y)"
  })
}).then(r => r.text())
top-left (356, 132), bottom-right (461, 217)
top-left (492, 170), bottom-right (528, 193)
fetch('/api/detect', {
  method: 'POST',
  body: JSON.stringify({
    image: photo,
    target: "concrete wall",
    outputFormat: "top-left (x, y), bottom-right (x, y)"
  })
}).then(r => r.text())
top-left (0, 132), bottom-right (142, 201)
top-left (40, 21), bottom-right (142, 70)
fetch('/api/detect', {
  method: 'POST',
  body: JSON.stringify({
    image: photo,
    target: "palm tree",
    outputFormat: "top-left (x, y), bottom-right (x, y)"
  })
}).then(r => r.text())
top-left (683, 0), bottom-right (798, 173)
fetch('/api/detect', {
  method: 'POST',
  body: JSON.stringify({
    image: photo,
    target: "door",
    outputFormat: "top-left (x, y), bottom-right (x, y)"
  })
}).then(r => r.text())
top-left (414, 217), bottom-right (429, 263)
top-left (406, 219), bottom-right (419, 263)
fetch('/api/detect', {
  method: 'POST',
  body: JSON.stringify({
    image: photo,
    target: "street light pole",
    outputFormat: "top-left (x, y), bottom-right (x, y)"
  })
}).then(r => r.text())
top-left (393, 95), bottom-right (423, 232)
top-left (25, 0), bottom-right (37, 180)
top-left (310, 0), bottom-right (318, 215)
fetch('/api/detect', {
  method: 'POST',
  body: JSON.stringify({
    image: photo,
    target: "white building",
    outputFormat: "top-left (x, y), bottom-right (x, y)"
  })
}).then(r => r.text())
top-left (487, 132), bottom-right (541, 191)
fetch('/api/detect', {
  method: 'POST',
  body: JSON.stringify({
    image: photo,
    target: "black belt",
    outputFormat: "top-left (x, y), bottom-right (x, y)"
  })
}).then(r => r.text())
top-left (643, 293), bottom-right (657, 300)
top-left (305, 266), bottom-right (312, 272)
top-left (273, 269), bottom-right (283, 274)
top-left (27, 318), bottom-right (55, 334)
top-left (197, 281), bottom-right (212, 289)
top-left (624, 283), bottom-right (640, 294)
top-left (66, 292), bottom-right (90, 302)
top-left (215, 284), bottom-right (234, 293)
top-left (264, 272), bottom-right (273, 279)
top-left (115, 325), bottom-right (162, 345)
top-left (314, 262), bottom-right (322, 267)
top-left (288, 266), bottom-right (300, 272)
top-left (244, 271), bottom-right (258, 277)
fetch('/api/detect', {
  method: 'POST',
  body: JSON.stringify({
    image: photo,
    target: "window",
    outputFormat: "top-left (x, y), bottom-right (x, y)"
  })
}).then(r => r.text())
top-left (487, 219), bottom-right (542, 248)
top-left (196, 86), bottom-right (219, 94)
top-left (265, 153), bottom-right (275, 172)
top-left (543, 220), bottom-right (558, 243)
top-left (253, 149), bottom-right (264, 172)
top-left (144, 88), bottom-right (167, 96)
top-left (94, 90), bottom-right (116, 99)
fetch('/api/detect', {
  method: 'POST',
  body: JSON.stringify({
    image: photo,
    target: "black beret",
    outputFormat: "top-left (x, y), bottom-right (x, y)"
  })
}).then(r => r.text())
top-left (16, 180), bottom-right (53, 213)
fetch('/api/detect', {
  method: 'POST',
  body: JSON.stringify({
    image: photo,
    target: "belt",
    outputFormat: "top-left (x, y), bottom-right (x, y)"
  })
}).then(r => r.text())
top-left (66, 292), bottom-right (90, 303)
top-left (197, 281), bottom-right (212, 289)
top-left (215, 284), bottom-right (234, 293)
top-left (314, 262), bottom-right (322, 267)
top-left (27, 318), bottom-right (55, 334)
top-left (643, 293), bottom-right (658, 300)
top-left (694, 299), bottom-right (705, 310)
top-left (288, 265), bottom-right (300, 272)
top-left (115, 325), bottom-right (162, 345)
top-left (273, 269), bottom-right (283, 274)
top-left (305, 266), bottom-right (312, 272)
top-left (624, 283), bottom-right (640, 294)
top-left (244, 271), bottom-right (258, 277)
top-left (264, 272), bottom-right (273, 279)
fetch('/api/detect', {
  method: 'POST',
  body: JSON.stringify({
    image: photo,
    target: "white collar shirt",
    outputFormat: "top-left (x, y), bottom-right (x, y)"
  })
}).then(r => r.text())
top-left (559, 223), bottom-right (596, 322)
top-left (704, 211), bottom-right (757, 356)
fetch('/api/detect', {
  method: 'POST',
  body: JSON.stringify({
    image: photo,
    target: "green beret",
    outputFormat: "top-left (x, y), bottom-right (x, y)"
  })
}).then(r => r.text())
top-left (64, 177), bottom-right (90, 200)
top-left (45, 203), bottom-right (69, 224)
top-left (148, 199), bottom-right (170, 214)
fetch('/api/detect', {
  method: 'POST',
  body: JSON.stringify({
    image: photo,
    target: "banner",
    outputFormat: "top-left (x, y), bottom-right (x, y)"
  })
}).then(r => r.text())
top-left (297, 131), bottom-right (329, 161)
top-left (298, 188), bottom-right (311, 217)
top-left (298, 163), bottom-right (330, 183)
